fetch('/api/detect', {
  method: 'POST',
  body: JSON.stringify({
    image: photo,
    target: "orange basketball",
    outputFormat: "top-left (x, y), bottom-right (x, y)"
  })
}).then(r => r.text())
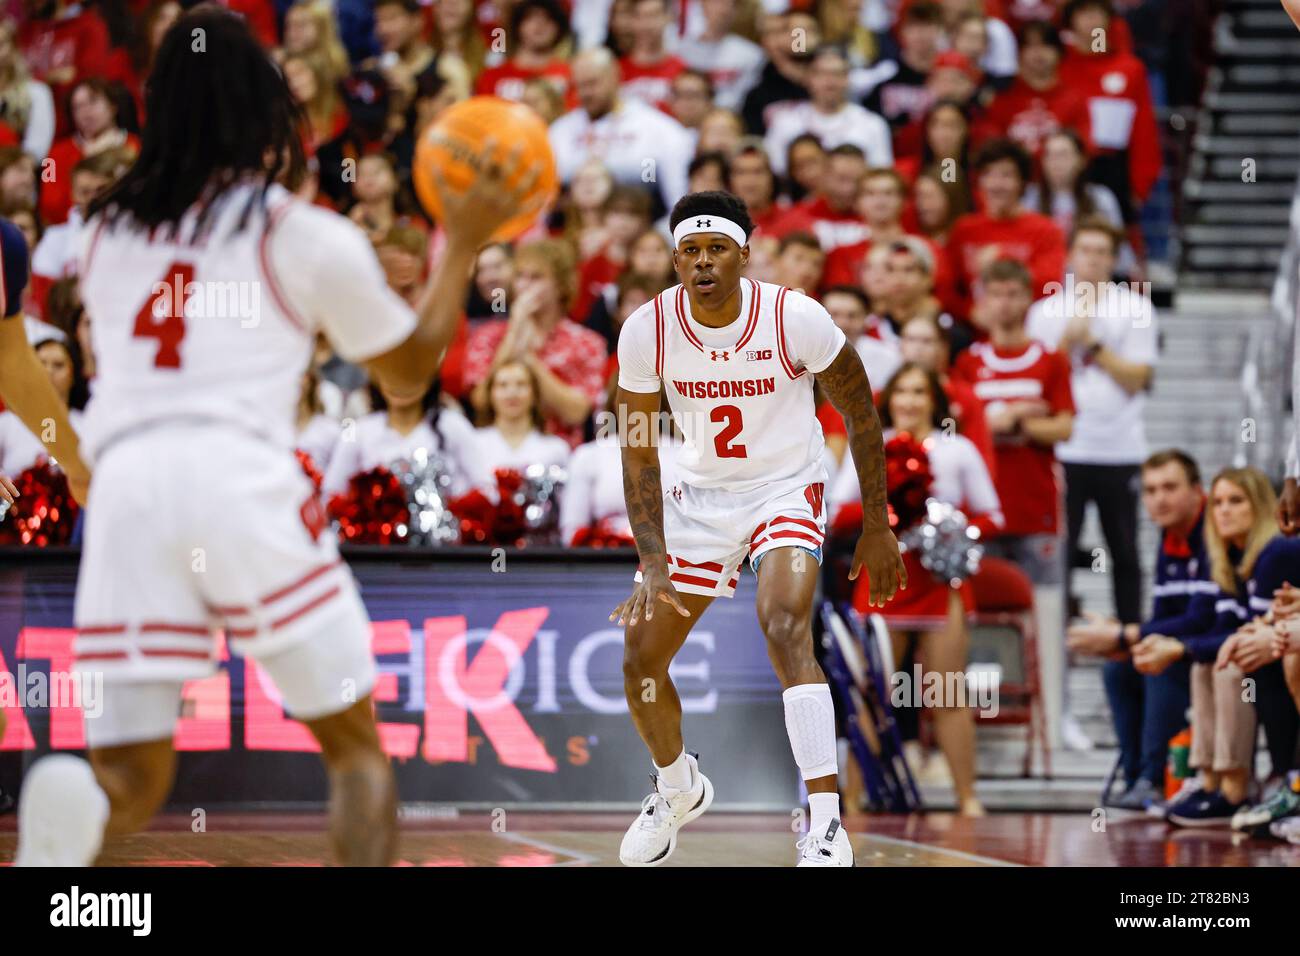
top-left (412, 96), bottom-right (558, 243)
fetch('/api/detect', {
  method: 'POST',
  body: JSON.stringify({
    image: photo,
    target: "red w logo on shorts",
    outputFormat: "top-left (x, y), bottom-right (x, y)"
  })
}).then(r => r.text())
top-left (300, 495), bottom-right (328, 542)
top-left (804, 483), bottom-right (824, 520)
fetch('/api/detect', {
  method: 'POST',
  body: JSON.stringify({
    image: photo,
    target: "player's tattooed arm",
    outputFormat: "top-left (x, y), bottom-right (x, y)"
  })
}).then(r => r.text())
top-left (816, 342), bottom-right (888, 530)
top-left (611, 386), bottom-right (690, 625)
top-left (815, 342), bottom-right (907, 606)
top-left (618, 386), bottom-right (669, 564)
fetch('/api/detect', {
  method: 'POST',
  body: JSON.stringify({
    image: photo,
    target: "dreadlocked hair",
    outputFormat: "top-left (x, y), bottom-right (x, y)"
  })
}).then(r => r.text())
top-left (89, 4), bottom-right (306, 235)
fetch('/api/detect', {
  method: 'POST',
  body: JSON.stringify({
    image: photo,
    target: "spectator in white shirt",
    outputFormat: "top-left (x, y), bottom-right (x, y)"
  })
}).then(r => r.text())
top-left (764, 44), bottom-right (892, 176)
top-left (322, 381), bottom-right (485, 501)
top-left (561, 422), bottom-right (681, 545)
top-left (31, 151), bottom-right (120, 301)
top-left (474, 360), bottom-right (572, 481)
top-left (676, 0), bottom-right (766, 111)
top-left (549, 47), bottom-right (694, 212)
top-left (1026, 216), bottom-right (1157, 629)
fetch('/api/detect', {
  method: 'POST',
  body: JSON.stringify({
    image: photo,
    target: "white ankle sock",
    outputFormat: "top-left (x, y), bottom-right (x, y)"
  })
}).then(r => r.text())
top-left (655, 750), bottom-right (692, 791)
top-left (808, 791), bottom-right (841, 837)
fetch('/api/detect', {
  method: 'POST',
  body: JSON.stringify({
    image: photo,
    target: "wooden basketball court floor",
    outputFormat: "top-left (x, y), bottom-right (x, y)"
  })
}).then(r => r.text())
top-left (3, 811), bottom-right (1299, 866)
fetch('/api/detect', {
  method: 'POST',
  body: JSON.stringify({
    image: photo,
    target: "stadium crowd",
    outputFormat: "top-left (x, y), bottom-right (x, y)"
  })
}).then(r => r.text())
top-left (6, 0), bottom-right (1299, 837)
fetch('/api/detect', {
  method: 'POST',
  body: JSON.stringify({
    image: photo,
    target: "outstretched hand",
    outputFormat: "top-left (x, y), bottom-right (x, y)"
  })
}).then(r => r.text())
top-left (848, 526), bottom-right (907, 607)
top-left (609, 565), bottom-right (692, 627)
top-left (428, 138), bottom-right (542, 249)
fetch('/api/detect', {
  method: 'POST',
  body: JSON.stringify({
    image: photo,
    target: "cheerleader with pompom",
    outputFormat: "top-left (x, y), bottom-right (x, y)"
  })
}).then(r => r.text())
top-left (831, 362), bottom-right (1001, 816)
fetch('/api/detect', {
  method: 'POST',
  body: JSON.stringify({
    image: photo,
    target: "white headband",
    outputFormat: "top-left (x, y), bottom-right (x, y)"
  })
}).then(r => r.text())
top-left (672, 215), bottom-right (748, 249)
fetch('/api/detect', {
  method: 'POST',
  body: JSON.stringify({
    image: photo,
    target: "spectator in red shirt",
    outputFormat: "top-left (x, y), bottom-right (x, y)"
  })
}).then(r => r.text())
top-left (768, 143), bottom-right (871, 255)
top-left (283, 52), bottom-right (349, 156)
top-left (464, 239), bottom-right (609, 447)
top-left (975, 21), bottom-right (1092, 159)
top-left (947, 137), bottom-right (1067, 325)
top-left (571, 185), bottom-right (652, 323)
top-left (952, 257), bottom-right (1073, 545)
top-left (1058, 0), bottom-right (1162, 223)
top-left (41, 78), bottom-right (139, 226)
top-left (727, 138), bottom-right (787, 239)
top-left (16, 0), bottom-right (113, 137)
top-left (618, 0), bottom-right (686, 114)
top-left (475, 0), bottom-right (575, 108)
top-left (821, 167), bottom-right (958, 311)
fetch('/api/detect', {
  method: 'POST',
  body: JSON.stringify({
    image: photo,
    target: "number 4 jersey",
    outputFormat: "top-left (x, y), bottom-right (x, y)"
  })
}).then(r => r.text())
top-left (617, 278), bottom-right (846, 494)
top-left (75, 181), bottom-right (417, 464)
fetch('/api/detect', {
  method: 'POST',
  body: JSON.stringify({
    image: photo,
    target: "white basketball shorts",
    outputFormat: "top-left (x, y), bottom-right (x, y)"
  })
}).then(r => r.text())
top-left (74, 422), bottom-right (376, 748)
top-left (635, 469), bottom-right (828, 599)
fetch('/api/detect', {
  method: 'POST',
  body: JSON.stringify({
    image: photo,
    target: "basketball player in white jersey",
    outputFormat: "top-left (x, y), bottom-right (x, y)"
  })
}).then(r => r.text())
top-left (613, 190), bottom-right (906, 866)
top-left (13, 8), bottom-right (534, 866)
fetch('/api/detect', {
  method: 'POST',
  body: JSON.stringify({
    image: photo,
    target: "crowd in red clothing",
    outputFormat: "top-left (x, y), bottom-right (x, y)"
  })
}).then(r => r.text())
top-left (0, 0), bottom-right (1189, 559)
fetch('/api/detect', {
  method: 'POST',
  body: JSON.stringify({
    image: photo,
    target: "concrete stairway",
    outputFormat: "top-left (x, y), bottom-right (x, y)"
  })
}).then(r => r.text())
top-left (1180, 0), bottom-right (1300, 289)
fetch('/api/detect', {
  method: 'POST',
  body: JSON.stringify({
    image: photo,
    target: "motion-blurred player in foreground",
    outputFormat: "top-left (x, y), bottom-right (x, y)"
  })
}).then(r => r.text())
top-left (612, 190), bottom-right (905, 866)
top-left (0, 214), bottom-right (91, 813)
top-left (14, 7), bottom-right (532, 866)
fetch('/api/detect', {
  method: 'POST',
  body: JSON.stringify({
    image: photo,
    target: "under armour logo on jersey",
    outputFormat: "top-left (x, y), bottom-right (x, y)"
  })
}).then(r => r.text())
top-left (695, 218), bottom-right (712, 228)
top-left (710, 350), bottom-right (729, 362)
top-left (671, 486), bottom-right (682, 501)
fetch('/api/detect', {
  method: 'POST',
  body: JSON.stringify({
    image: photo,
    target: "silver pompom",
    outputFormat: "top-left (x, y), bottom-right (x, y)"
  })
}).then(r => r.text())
top-left (900, 498), bottom-right (984, 585)
top-left (389, 447), bottom-right (460, 546)
top-left (518, 463), bottom-right (567, 542)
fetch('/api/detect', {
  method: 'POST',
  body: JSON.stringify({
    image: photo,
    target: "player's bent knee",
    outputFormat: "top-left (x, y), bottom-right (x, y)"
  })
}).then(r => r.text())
top-left (757, 602), bottom-right (809, 649)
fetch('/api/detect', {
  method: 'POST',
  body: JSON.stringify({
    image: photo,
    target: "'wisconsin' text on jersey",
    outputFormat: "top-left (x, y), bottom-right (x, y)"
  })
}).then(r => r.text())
top-left (672, 377), bottom-right (776, 399)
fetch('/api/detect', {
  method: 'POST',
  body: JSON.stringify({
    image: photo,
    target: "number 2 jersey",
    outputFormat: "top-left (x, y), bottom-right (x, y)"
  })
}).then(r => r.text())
top-left (75, 181), bottom-right (417, 464)
top-left (617, 278), bottom-right (846, 494)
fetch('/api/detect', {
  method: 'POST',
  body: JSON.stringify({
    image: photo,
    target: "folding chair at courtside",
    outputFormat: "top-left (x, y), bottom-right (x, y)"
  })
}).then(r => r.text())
top-left (819, 601), bottom-right (922, 813)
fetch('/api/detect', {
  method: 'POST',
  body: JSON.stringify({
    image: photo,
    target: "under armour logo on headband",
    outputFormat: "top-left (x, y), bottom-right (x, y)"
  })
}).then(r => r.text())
top-left (696, 219), bottom-right (711, 228)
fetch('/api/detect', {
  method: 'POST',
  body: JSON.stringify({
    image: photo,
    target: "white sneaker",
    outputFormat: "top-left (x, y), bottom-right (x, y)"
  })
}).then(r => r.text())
top-left (1061, 716), bottom-right (1094, 752)
top-left (1270, 816), bottom-right (1300, 845)
top-left (619, 753), bottom-right (713, 866)
top-left (15, 755), bottom-right (110, 867)
top-left (796, 818), bottom-right (854, 867)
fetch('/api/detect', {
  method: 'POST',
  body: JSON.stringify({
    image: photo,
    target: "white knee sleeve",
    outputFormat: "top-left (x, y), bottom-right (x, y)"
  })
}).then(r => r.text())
top-left (783, 683), bottom-right (838, 780)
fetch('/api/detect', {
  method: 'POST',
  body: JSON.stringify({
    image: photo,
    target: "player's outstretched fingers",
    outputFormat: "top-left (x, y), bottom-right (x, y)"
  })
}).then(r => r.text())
top-left (658, 587), bottom-right (692, 618)
top-left (0, 475), bottom-right (17, 504)
top-left (627, 588), bottom-right (649, 627)
top-left (610, 597), bottom-right (630, 625)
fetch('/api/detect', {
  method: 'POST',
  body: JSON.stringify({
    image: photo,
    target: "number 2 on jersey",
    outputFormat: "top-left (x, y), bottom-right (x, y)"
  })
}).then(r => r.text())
top-left (711, 404), bottom-right (747, 458)
top-left (133, 262), bottom-right (193, 368)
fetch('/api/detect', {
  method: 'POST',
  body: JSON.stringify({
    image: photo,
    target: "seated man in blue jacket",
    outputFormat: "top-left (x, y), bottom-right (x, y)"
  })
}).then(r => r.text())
top-left (1068, 449), bottom-right (1211, 814)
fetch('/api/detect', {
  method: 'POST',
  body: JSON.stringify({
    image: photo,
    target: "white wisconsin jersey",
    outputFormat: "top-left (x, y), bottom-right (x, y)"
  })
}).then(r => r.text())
top-left (76, 181), bottom-right (416, 463)
top-left (618, 278), bottom-right (846, 493)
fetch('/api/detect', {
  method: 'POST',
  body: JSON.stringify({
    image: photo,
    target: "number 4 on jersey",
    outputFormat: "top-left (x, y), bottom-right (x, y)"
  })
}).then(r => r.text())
top-left (133, 262), bottom-right (194, 368)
